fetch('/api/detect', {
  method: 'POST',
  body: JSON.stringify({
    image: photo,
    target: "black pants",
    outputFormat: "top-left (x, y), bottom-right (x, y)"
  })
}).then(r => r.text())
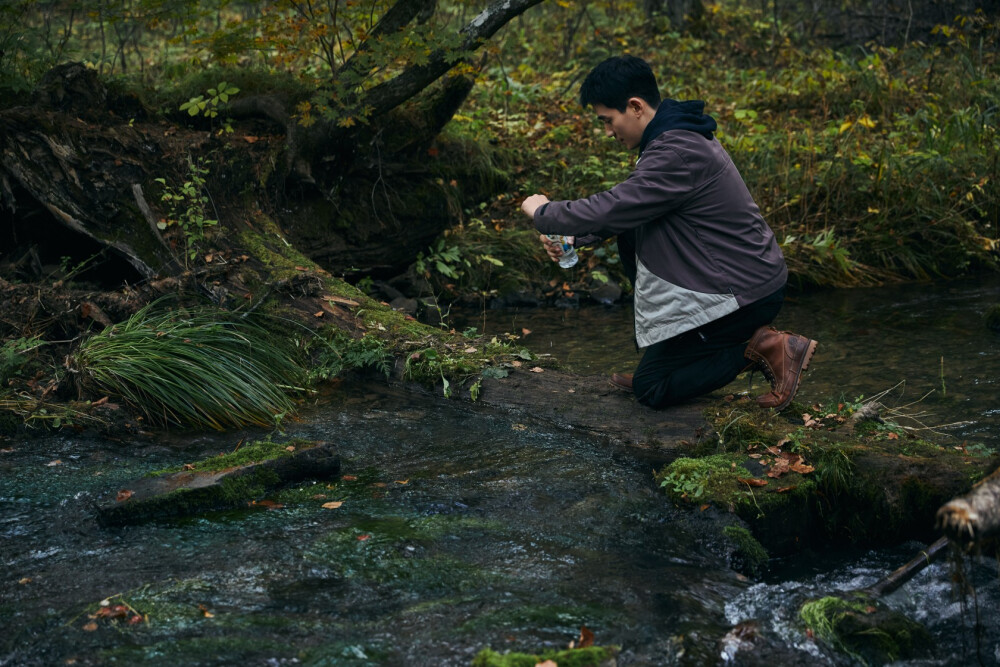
top-left (632, 287), bottom-right (785, 408)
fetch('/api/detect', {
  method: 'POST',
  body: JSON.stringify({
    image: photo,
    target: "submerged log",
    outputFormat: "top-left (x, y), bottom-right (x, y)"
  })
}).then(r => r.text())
top-left (935, 464), bottom-right (1000, 549)
top-left (96, 440), bottom-right (340, 526)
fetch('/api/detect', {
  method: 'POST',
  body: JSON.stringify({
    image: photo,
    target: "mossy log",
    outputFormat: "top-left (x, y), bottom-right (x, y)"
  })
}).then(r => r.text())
top-left (935, 464), bottom-right (1000, 550)
top-left (95, 440), bottom-right (339, 526)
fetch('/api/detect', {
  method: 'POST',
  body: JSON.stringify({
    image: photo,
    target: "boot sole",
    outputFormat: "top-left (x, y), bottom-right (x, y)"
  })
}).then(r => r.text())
top-left (770, 338), bottom-right (818, 411)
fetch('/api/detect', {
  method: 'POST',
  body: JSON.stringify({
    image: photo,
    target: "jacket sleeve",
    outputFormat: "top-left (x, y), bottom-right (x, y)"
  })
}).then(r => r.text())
top-left (533, 140), bottom-right (701, 238)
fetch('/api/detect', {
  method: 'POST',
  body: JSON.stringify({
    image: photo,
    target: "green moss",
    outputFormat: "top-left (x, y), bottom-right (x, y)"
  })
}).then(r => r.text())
top-left (304, 515), bottom-right (503, 594)
top-left (657, 454), bottom-right (744, 503)
top-left (472, 646), bottom-right (617, 667)
top-left (800, 594), bottom-right (932, 665)
top-left (148, 437), bottom-right (307, 475)
top-left (721, 525), bottom-right (769, 577)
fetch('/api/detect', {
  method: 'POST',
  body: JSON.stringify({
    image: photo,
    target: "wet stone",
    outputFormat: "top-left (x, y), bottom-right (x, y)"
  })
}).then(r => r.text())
top-left (95, 440), bottom-right (340, 526)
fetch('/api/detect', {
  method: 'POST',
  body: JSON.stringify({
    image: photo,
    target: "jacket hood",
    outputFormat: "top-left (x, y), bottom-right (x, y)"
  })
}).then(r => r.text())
top-left (638, 99), bottom-right (717, 156)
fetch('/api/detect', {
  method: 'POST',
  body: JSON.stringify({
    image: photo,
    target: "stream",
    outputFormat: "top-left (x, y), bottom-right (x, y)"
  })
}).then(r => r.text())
top-left (3, 278), bottom-right (999, 666)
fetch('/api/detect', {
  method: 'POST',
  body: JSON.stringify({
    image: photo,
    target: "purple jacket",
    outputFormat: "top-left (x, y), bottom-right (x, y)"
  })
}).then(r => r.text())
top-left (534, 128), bottom-right (787, 348)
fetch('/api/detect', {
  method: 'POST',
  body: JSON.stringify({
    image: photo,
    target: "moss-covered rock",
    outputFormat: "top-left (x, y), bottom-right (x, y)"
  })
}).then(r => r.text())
top-left (657, 397), bottom-right (998, 556)
top-left (472, 646), bottom-right (618, 667)
top-left (721, 524), bottom-right (769, 577)
top-left (800, 593), bottom-right (933, 665)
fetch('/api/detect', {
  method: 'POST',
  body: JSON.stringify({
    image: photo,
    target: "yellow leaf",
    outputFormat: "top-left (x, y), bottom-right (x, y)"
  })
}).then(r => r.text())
top-left (839, 120), bottom-right (853, 133)
top-left (857, 115), bottom-right (877, 128)
top-left (322, 501), bottom-right (344, 509)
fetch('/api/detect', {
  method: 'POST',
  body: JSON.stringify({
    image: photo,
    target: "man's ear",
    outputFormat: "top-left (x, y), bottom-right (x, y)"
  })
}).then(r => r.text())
top-left (627, 97), bottom-right (646, 116)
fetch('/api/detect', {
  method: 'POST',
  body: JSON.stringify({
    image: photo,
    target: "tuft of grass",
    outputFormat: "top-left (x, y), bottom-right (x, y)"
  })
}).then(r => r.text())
top-left (74, 302), bottom-right (306, 430)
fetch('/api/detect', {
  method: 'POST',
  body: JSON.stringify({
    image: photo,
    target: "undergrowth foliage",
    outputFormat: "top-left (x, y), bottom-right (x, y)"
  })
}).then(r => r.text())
top-left (74, 303), bottom-right (305, 430)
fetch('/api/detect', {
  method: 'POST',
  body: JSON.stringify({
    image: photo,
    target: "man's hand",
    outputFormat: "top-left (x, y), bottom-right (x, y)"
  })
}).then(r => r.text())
top-left (521, 194), bottom-right (550, 218)
top-left (539, 234), bottom-right (574, 263)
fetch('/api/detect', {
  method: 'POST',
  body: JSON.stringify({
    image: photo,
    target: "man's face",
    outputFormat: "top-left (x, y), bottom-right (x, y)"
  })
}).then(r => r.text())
top-left (593, 101), bottom-right (647, 150)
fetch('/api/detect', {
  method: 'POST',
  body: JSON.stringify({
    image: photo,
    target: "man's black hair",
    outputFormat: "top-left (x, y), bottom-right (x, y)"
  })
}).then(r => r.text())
top-left (579, 55), bottom-right (661, 112)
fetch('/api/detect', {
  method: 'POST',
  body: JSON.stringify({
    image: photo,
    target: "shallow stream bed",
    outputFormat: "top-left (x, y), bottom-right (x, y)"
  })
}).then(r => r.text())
top-left (3, 278), bottom-right (1000, 666)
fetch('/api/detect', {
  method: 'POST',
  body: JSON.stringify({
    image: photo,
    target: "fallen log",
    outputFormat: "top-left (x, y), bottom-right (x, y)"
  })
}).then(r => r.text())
top-left (96, 439), bottom-right (340, 526)
top-left (865, 536), bottom-right (950, 598)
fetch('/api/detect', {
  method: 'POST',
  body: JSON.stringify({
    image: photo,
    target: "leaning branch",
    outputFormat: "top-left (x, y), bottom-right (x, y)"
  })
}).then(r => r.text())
top-left (362, 0), bottom-right (545, 119)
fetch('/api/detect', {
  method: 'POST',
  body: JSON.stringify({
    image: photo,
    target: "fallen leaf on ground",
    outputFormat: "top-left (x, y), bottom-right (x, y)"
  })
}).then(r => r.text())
top-left (198, 604), bottom-right (214, 618)
top-left (341, 475), bottom-right (358, 481)
top-left (529, 366), bottom-right (544, 372)
top-left (324, 295), bottom-right (360, 307)
top-left (322, 501), bottom-right (343, 509)
top-left (18, 577), bottom-right (32, 584)
top-left (737, 477), bottom-right (768, 487)
top-left (116, 489), bottom-right (133, 502)
top-left (357, 534), bottom-right (370, 541)
top-left (394, 480), bottom-right (409, 485)
top-left (82, 622), bottom-right (98, 632)
top-left (767, 458), bottom-right (790, 478)
top-left (577, 625), bottom-right (595, 648)
top-left (285, 445), bottom-right (295, 451)
top-left (776, 486), bottom-right (798, 493)
top-left (522, 328), bottom-right (532, 336)
top-left (254, 500), bottom-right (284, 510)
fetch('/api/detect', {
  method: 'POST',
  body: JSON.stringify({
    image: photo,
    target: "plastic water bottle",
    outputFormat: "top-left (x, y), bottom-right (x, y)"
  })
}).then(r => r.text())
top-left (547, 235), bottom-right (579, 268)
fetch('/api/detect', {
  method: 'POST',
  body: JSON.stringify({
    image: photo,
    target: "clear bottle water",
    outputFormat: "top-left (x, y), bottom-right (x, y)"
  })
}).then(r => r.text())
top-left (547, 235), bottom-right (579, 268)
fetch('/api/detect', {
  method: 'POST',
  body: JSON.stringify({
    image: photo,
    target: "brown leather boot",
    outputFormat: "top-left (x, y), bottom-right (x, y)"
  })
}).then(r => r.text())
top-left (744, 326), bottom-right (817, 411)
top-left (609, 372), bottom-right (633, 392)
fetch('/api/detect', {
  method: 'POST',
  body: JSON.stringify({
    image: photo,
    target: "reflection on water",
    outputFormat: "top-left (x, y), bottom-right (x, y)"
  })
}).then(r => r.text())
top-left (456, 277), bottom-right (1000, 451)
top-left (2, 279), bottom-right (999, 666)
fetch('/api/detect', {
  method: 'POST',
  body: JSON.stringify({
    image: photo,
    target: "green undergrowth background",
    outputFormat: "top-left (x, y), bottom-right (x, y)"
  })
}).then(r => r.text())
top-left (439, 3), bottom-right (1000, 293)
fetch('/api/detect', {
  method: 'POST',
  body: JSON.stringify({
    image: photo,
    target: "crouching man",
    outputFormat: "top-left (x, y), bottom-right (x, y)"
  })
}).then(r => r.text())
top-left (521, 55), bottom-right (816, 410)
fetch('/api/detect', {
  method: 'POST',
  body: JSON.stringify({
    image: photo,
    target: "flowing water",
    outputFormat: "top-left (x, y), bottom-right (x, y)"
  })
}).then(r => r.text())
top-left (2, 279), bottom-right (999, 666)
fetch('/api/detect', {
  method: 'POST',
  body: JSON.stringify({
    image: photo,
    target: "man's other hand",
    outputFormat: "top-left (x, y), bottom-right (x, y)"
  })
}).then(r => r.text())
top-left (521, 194), bottom-right (550, 218)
